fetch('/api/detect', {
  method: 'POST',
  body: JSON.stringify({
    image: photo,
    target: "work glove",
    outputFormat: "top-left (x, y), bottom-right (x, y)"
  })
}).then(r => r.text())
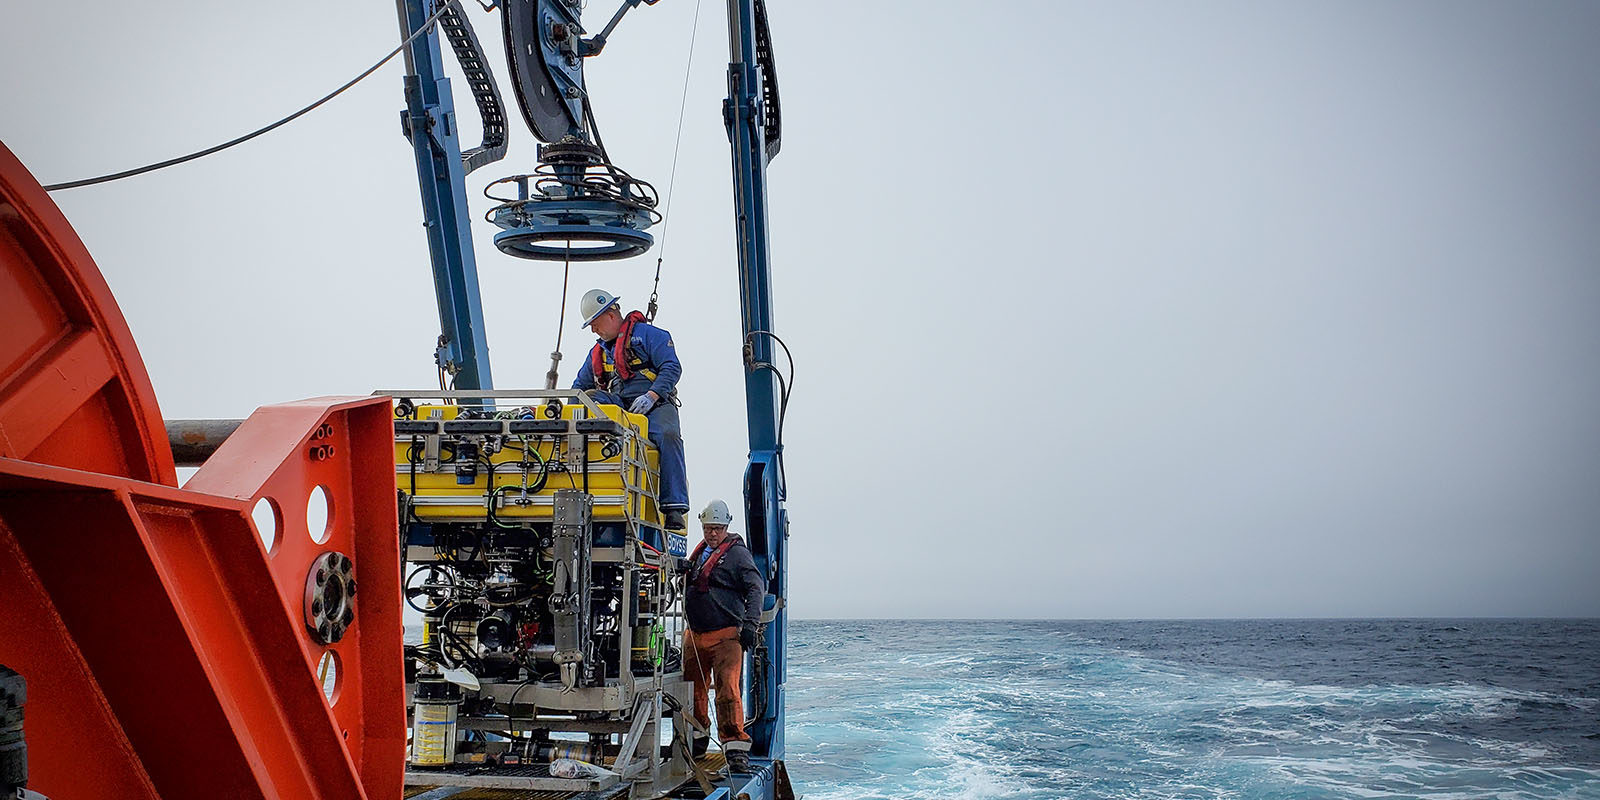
top-left (739, 625), bottom-right (759, 651)
top-left (628, 393), bottom-right (656, 415)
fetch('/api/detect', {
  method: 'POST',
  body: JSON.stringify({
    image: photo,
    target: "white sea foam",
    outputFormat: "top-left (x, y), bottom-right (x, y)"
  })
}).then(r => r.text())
top-left (787, 621), bottom-right (1599, 800)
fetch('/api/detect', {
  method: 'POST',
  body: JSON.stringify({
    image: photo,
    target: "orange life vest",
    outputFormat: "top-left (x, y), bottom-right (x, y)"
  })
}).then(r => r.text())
top-left (588, 310), bottom-right (657, 388)
top-left (687, 536), bottom-right (740, 593)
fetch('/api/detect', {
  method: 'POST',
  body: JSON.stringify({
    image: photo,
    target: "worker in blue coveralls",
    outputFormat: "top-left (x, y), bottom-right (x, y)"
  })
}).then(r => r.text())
top-left (572, 288), bottom-right (690, 530)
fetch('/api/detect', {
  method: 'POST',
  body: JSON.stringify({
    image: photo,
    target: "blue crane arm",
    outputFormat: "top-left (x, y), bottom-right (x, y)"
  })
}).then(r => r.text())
top-left (396, 0), bottom-right (495, 392)
top-left (392, 0), bottom-right (790, 769)
top-left (723, 0), bottom-right (788, 761)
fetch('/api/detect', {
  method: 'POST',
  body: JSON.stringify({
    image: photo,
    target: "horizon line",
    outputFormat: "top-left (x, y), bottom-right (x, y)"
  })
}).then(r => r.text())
top-left (785, 615), bottom-right (1600, 622)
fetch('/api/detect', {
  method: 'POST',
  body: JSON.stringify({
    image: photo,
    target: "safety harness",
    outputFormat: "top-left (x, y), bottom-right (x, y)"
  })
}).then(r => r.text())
top-left (589, 310), bottom-right (658, 390)
top-left (687, 535), bottom-right (741, 593)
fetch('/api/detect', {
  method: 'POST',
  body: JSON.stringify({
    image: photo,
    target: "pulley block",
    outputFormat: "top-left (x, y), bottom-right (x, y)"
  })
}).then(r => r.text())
top-left (485, 139), bottom-right (659, 262)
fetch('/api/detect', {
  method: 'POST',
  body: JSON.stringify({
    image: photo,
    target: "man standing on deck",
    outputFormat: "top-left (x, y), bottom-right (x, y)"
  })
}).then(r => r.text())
top-left (683, 499), bottom-right (765, 774)
top-left (571, 288), bottom-right (690, 530)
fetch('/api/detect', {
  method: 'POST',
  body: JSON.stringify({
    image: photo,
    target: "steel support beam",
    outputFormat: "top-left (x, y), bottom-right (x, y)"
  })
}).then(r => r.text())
top-left (166, 418), bottom-right (244, 466)
top-left (397, 0), bottom-right (495, 392)
top-left (723, 0), bottom-right (787, 761)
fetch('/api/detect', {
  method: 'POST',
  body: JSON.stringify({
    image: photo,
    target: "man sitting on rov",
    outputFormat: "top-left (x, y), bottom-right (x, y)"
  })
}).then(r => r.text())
top-left (572, 288), bottom-right (690, 530)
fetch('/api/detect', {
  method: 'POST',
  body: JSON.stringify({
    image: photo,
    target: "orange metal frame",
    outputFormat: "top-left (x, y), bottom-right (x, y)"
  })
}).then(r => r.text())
top-left (0, 141), bottom-right (403, 799)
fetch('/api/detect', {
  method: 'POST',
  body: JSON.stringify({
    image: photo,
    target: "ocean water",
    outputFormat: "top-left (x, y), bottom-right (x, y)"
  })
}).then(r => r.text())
top-left (786, 619), bottom-right (1600, 800)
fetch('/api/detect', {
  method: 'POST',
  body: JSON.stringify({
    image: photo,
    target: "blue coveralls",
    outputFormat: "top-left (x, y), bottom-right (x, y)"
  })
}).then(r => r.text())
top-left (572, 319), bottom-right (689, 513)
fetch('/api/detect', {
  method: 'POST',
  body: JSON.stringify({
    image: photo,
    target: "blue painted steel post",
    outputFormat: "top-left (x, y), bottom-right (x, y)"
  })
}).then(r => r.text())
top-left (397, 0), bottom-right (494, 391)
top-left (724, 0), bottom-right (786, 761)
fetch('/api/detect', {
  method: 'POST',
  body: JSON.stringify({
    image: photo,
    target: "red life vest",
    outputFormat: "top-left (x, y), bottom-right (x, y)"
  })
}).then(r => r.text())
top-left (687, 535), bottom-right (741, 593)
top-left (588, 310), bottom-right (653, 388)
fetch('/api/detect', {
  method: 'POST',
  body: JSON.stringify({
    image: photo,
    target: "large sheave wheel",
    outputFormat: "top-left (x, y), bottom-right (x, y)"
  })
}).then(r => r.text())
top-left (0, 141), bottom-right (175, 485)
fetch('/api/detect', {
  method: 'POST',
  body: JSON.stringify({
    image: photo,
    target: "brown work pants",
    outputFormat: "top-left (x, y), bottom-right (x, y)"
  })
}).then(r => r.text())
top-left (682, 626), bottom-right (750, 749)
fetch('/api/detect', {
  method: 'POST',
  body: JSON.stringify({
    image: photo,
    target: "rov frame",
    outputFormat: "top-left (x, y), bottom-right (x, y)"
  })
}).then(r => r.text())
top-left (383, 389), bottom-right (710, 796)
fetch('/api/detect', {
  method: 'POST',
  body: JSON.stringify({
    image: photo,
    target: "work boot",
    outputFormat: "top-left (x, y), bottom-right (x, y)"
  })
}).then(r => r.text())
top-left (664, 510), bottom-right (686, 530)
top-left (726, 750), bottom-right (751, 773)
top-left (691, 734), bottom-right (709, 758)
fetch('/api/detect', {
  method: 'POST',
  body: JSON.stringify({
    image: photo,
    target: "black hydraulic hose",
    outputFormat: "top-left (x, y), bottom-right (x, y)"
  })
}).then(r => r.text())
top-left (43, 0), bottom-right (461, 191)
top-left (503, 437), bottom-right (550, 492)
top-left (745, 330), bottom-right (794, 447)
top-left (486, 485), bottom-right (513, 530)
top-left (436, 603), bottom-right (482, 671)
top-left (405, 437), bottom-right (427, 524)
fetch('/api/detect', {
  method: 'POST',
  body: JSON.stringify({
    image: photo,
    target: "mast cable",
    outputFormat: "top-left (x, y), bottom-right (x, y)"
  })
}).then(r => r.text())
top-left (546, 243), bottom-right (572, 389)
top-left (41, 0), bottom-right (460, 192)
top-left (646, 0), bottom-right (704, 321)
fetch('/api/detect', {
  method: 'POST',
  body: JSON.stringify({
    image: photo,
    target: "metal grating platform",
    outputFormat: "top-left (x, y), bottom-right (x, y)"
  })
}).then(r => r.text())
top-left (401, 752), bottom-right (730, 800)
top-left (403, 786), bottom-right (628, 800)
top-left (405, 760), bottom-right (621, 793)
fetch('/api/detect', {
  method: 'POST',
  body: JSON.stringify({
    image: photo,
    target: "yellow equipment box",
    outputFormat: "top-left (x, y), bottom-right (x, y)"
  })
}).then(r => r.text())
top-left (393, 398), bottom-right (663, 528)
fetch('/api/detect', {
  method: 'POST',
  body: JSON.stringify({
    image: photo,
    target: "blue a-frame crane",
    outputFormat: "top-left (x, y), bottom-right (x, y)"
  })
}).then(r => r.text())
top-left (394, 0), bottom-right (790, 792)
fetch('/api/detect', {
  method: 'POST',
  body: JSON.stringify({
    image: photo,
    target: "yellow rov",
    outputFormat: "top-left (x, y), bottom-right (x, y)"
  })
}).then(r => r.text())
top-left (391, 389), bottom-right (667, 531)
top-left (387, 389), bottom-right (703, 796)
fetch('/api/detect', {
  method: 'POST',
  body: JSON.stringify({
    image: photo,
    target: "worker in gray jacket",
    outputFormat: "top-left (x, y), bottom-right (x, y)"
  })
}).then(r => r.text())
top-left (681, 499), bottom-right (765, 774)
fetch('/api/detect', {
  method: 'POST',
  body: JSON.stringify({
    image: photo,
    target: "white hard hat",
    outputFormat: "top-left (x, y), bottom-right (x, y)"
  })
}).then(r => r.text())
top-left (698, 499), bottom-right (733, 527)
top-left (579, 289), bottom-right (621, 328)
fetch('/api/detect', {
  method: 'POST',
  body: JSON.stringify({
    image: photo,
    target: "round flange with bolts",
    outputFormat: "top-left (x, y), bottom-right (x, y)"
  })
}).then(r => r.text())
top-left (484, 138), bottom-right (660, 262)
top-left (491, 214), bottom-right (655, 261)
top-left (304, 551), bottom-right (357, 644)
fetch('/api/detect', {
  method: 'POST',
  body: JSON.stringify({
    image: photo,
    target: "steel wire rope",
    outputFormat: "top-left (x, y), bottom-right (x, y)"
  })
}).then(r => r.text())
top-left (647, 0), bottom-right (706, 320)
top-left (546, 243), bottom-right (573, 389)
top-left (680, 545), bottom-right (731, 764)
top-left (684, 628), bottom-right (717, 751)
top-left (41, 0), bottom-right (460, 192)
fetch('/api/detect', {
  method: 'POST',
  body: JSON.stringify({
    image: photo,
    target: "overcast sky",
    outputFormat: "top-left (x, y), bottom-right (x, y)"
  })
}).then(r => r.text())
top-left (3, 1), bottom-right (1597, 619)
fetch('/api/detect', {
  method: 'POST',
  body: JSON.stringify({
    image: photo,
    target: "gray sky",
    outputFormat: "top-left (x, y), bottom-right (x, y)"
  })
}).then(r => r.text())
top-left (3, 1), bottom-right (1597, 619)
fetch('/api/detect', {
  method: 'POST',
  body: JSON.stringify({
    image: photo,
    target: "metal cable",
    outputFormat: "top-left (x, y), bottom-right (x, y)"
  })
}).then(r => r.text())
top-left (647, 0), bottom-right (706, 321)
top-left (483, 157), bottom-right (659, 211)
top-left (745, 329), bottom-right (793, 446)
top-left (546, 243), bottom-right (572, 390)
top-left (42, 0), bottom-right (460, 192)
